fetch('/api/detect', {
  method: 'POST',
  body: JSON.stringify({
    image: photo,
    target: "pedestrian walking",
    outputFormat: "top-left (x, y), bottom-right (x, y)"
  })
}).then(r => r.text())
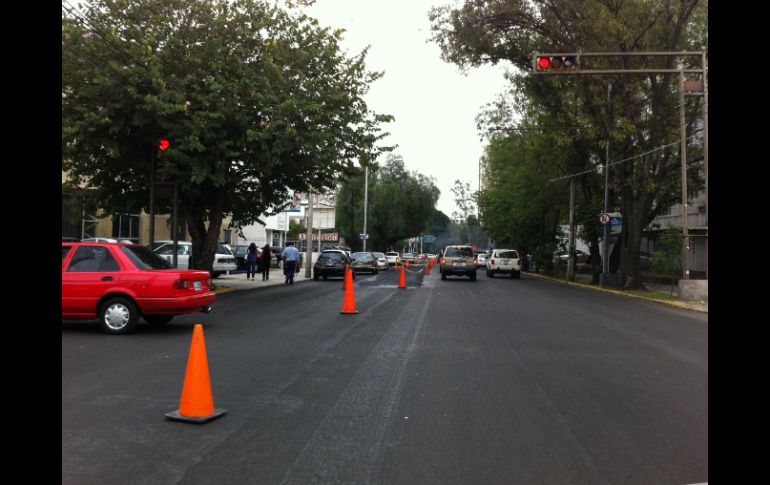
top-left (281, 242), bottom-right (300, 285)
top-left (260, 244), bottom-right (271, 281)
top-left (245, 242), bottom-right (258, 280)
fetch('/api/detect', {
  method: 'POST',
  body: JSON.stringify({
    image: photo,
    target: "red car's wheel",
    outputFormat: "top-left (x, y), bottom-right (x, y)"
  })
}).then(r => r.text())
top-left (99, 297), bottom-right (139, 335)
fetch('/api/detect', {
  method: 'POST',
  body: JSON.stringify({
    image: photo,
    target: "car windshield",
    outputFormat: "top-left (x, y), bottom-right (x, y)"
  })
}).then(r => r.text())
top-left (320, 252), bottom-right (343, 262)
top-left (373, 252), bottom-right (385, 258)
top-left (217, 243), bottom-right (233, 255)
top-left (497, 250), bottom-right (518, 259)
top-left (121, 245), bottom-right (173, 270)
top-left (444, 247), bottom-right (473, 257)
top-left (386, 252), bottom-right (398, 256)
top-left (352, 252), bottom-right (373, 261)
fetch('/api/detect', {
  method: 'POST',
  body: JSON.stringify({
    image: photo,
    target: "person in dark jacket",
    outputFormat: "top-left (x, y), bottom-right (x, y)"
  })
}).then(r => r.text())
top-left (246, 243), bottom-right (258, 281)
top-left (260, 244), bottom-right (272, 281)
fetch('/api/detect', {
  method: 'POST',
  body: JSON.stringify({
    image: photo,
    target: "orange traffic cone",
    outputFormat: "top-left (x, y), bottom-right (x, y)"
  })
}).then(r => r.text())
top-left (340, 267), bottom-right (358, 314)
top-left (399, 265), bottom-right (407, 289)
top-left (425, 261), bottom-right (431, 275)
top-left (166, 324), bottom-right (227, 423)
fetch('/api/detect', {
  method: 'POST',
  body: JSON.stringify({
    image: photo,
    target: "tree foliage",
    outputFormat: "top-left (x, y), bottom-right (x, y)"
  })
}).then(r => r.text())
top-left (477, 132), bottom-right (567, 272)
top-left (62, 0), bottom-right (393, 271)
top-left (335, 155), bottom-right (439, 252)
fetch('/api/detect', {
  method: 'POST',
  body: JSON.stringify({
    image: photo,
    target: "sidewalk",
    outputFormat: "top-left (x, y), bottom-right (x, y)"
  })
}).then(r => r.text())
top-left (527, 272), bottom-right (708, 313)
top-left (212, 268), bottom-right (312, 294)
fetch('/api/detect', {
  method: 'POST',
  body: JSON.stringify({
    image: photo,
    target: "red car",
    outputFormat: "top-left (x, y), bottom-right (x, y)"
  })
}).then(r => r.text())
top-left (62, 243), bottom-right (216, 335)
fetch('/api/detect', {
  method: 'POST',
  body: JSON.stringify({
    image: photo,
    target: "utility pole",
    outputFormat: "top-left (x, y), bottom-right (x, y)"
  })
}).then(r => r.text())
top-left (305, 192), bottom-right (314, 278)
top-left (602, 82), bottom-right (612, 277)
top-left (702, 51), bottom-right (708, 279)
top-left (567, 177), bottom-right (568, 281)
top-left (363, 166), bottom-right (369, 252)
top-left (678, 63), bottom-right (690, 280)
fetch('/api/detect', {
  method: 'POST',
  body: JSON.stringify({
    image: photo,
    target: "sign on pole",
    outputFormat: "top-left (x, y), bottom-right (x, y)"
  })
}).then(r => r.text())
top-left (608, 212), bottom-right (622, 235)
top-left (599, 213), bottom-right (611, 225)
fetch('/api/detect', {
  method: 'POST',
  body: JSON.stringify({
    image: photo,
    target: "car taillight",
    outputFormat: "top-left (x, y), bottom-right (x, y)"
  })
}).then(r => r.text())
top-left (490, 259), bottom-right (495, 265)
top-left (206, 277), bottom-right (212, 287)
top-left (173, 279), bottom-right (190, 290)
top-left (441, 258), bottom-right (446, 265)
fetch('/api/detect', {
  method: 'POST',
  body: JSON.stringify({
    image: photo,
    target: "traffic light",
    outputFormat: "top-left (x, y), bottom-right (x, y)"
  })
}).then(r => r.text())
top-left (155, 138), bottom-right (172, 182)
top-left (534, 54), bottom-right (579, 73)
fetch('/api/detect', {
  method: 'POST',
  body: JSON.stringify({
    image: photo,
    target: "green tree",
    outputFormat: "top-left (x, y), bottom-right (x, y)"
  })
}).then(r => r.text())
top-left (652, 228), bottom-right (682, 295)
top-left (335, 154), bottom-right (439, 251)
top-left (430, 0), bottom-right (707, 288)
top-left (477, 129), bottom-right (567, 273)
top-left (287, 219), bottom-right (306, 240)
top-left (62, 0), bottom-right (393, 272)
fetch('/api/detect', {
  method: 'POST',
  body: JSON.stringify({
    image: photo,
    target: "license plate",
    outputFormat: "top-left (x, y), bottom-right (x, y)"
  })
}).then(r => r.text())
top-left (502, 259), bottom-right (510, 264)
top-left (453, 261), bottom-right (463, 266)
top-left (194, 280), bottom-right (202, 291)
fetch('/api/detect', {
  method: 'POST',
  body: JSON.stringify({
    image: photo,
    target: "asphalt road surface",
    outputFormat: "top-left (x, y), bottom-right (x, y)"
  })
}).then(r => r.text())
top-left (62, 267), bottom-right (707, 484)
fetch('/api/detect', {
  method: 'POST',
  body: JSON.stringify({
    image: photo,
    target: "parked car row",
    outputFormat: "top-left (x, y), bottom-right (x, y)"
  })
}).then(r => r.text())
top-left (312, 249), bottom-right (392, 281)
top-left (152, 240), bottom-right (236, 278)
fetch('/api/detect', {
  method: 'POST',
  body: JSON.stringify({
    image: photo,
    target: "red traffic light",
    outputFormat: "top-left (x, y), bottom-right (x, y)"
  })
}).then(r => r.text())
top-left (158, 139), bottom-right (170, 151)
top-left (536, 55), bottom-right (578, 72)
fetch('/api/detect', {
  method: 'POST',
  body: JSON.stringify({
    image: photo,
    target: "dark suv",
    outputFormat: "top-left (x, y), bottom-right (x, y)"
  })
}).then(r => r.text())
top-left (313, 250), bottom-right (353, 281)
top-left (440, 245), bottom-right (477, 281)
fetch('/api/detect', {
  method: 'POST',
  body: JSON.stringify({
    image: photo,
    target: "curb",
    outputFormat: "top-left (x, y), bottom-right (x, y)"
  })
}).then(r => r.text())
top-left (524, 272), bottom-right (708, 314)
top-left (212, 277), bottom-right (312, 295)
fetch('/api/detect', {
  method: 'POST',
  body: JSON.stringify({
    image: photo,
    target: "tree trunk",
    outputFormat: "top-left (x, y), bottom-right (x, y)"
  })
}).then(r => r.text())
top-left (183, 189), bottom-right (226, 274)
top-left (590, 239), bottom-right (601, 284)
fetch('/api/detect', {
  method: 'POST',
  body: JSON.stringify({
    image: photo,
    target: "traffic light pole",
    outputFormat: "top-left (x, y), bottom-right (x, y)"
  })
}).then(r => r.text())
top-left (149, 144), bottom-right (156, 247)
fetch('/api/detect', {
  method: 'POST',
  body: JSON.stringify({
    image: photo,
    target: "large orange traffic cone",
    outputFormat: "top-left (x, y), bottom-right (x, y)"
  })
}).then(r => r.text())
top-left (425, 261), bottom-right (431, 275)
top-left (166, 324), bottom-right (226, 423)
top-left (340, 267), bottom-right (358, 314)
top-left (399, 265), bottom-right (407, 289)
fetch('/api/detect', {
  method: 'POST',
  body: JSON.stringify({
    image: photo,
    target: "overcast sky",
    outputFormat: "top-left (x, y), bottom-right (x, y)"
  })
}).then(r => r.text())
top-left (303, 0), bottom-right (511, 217)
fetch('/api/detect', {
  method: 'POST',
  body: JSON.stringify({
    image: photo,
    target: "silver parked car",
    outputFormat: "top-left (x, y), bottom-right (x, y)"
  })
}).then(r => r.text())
top-left (372, 252), bottom-right (389, 271)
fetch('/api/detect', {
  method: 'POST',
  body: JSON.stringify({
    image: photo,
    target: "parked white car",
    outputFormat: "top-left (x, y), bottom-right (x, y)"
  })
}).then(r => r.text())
top-left (153, 241), bottom-right (236, 278)
top-left (486, 249), bottom-right (522, 279)
top-left (385, 252), bottom-right (401, 266)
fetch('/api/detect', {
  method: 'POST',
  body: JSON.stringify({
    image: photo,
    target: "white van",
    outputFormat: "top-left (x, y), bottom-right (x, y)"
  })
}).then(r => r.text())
top-left (153, 241), bottom-right (236, 278)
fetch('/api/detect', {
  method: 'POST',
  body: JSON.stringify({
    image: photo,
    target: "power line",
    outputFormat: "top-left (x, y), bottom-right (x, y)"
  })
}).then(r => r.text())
top-left (548, 131), bottom-right (703, 182)
top-left (62, 1), bottom-right (138, 67)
